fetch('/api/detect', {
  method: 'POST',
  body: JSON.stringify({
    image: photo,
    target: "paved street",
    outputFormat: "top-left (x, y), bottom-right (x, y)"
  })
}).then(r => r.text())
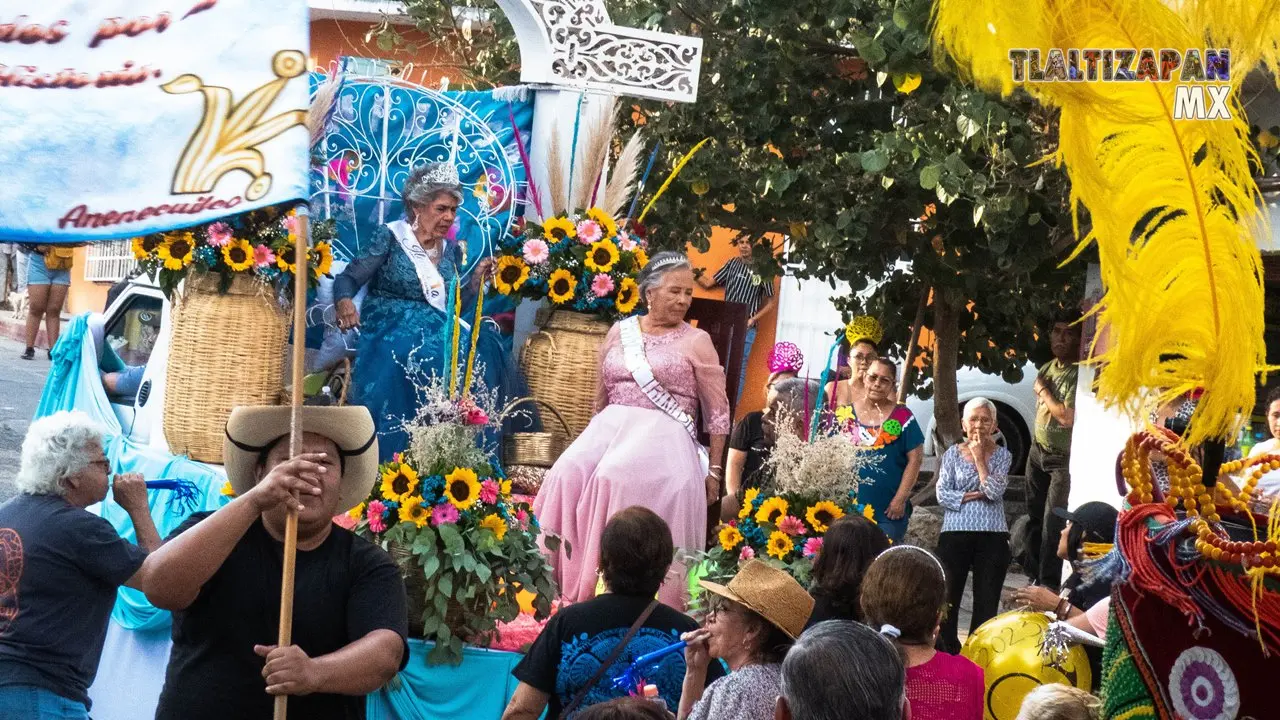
top-left (0, 336), bottom-right (49, 502)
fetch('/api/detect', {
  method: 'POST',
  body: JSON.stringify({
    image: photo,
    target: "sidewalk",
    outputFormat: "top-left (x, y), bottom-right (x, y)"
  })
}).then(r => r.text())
top-left (0, 310), bottom-right (71, 348)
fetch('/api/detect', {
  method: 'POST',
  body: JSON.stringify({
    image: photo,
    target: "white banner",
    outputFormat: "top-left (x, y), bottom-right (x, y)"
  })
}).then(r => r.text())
top-left (0, 1), bottom-right (310, 242)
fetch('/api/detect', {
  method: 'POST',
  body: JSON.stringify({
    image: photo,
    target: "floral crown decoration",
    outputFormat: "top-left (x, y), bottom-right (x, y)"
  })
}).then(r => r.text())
top-left (767, 342), bottom-right (805, 374)
top-left (845, 315), bottom-right (884, 348)
top-left (409, 161), bottom-right (462, 194)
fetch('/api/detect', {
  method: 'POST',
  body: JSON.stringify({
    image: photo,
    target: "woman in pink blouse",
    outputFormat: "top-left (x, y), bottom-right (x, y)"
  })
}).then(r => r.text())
top-left (534, 252), bottom-right (731, 608)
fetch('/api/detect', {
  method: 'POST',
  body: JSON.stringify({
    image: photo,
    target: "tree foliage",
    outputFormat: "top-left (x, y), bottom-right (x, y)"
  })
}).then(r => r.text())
top-left (395, 0), bottom-right (1089, 444)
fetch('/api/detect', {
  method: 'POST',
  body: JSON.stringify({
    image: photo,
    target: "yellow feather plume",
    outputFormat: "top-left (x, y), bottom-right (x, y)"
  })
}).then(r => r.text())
top-left (932, 0), bottom-right (1270, 448)
top-left (637, 139), bottom-right (710, 225)
top-left (1178, 0), bottom-right (1280, 84)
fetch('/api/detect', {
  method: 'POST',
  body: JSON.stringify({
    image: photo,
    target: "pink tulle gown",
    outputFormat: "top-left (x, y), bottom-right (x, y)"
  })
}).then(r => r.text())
top-left (533, 321), bottom-right (730, 608)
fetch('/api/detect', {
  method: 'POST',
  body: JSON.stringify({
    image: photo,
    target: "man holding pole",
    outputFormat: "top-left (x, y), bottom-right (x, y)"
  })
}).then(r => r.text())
top-left (145, 405), bottom-right (407, 720)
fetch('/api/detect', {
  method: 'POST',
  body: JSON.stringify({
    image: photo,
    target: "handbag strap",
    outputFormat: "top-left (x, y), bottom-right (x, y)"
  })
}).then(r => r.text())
top-left (560, 599), bottom-right (661, 718)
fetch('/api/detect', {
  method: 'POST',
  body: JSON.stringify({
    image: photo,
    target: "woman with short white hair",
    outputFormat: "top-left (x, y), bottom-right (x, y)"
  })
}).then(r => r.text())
top-left (0, 411), bottom-right (159, 718)
top-left (934, 397), bottom-right (1013, 654)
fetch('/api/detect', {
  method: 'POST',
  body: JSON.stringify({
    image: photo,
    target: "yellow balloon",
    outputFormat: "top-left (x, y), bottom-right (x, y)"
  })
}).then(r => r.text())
top-left (517, 589), bottom-right (537, 616)
top-left (961, 611), bottom-right (1093, 720)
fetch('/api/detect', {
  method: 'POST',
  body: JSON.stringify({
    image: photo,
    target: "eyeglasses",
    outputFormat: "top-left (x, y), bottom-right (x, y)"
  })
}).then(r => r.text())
top-left (851, 352), bottom-right (877, 362)
top-left (866, 375), bottom-right (894, 386)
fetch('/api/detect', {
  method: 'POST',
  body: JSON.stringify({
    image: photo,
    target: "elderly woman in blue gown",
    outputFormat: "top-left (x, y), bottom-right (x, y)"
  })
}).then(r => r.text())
top-left (334, 162), bottom-right (513, 461)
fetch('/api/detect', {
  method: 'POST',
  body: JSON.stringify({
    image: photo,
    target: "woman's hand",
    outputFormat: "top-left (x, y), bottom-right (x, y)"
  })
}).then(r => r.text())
top-left (681, 629), bottom-right (712, 675)
top-left (961, 491), bottom-right (985, 504)
top-left (886, 494), bottom-right (908, 520)
top-left (1013, 585), bottom-right (1061, 612)
top-left (335, 298), bottom-right (360, 331)
top-left (704, 474), bottom-right (720, 505)
top-left (472, 257), bottom-right (495, 290)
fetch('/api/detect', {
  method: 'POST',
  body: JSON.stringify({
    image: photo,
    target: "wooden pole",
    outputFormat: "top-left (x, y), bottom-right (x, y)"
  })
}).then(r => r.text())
top-left (274, 205), bottom-right (310, 720)
top-left (897, 286), bottom-right (931, 405)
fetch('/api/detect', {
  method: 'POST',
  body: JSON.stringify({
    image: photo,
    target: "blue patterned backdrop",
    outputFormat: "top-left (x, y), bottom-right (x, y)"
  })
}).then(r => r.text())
top-left (308, 73), bottom-right (533, 273)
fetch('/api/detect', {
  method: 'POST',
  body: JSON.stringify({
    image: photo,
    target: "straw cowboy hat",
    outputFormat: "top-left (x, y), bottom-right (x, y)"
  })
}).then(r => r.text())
top-left (223, 406), bottom-right (378, 513)
top-left (700, 559), bottom-right (815, 639)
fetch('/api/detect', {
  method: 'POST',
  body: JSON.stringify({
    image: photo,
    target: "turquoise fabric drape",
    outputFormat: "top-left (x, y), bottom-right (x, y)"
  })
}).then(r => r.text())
top-left (36, 315), bottom-right (230, 630)
top-left (366, 642), bottom-right (530, 720)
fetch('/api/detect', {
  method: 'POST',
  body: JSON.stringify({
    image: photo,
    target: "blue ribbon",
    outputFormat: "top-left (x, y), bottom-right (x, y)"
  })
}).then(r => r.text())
top-left (144, 479), bottom-right (204, 516)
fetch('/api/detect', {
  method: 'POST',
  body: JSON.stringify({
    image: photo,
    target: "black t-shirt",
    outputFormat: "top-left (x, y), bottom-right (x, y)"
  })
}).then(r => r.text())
top-left (805, 589), bottom-right (862, 629)
top-left (0, 494), bottom-right (147, 708)
top-left (729, 411), bottom-right (769, 491)
top-left (155, 514), bottom-right (409, 720)
top-left (513, 594), bottom-right (724, 717)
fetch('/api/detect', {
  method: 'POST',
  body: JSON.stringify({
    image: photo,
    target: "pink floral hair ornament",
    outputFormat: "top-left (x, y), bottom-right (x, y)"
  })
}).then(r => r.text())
top-left (767, 342), bottom-right (805, 374)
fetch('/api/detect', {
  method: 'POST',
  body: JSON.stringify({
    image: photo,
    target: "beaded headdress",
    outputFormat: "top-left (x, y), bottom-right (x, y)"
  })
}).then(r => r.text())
top-left (845, 315), bottom-right (884, 348)
top-left (767, 342), bottom-right (805, 374)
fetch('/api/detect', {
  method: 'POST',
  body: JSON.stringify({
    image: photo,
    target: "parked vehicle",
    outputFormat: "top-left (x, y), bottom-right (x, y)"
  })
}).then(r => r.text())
top-left (904, 364), bottom-right (1037, 474)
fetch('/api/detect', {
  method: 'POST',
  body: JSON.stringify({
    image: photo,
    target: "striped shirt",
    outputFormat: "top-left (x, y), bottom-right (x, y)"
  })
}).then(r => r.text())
top-left (936, 444), bottom-right (1012, 533)
top-left (713, 258), bottom-right (774, 317)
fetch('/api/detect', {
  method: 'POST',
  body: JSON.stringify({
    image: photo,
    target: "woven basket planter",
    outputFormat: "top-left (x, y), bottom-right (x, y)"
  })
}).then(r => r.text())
top-left (520, 310), bottom-right (611, 443)
top-left (163, 273), bottom-right (287, 463)
top-left (389, 542), bottom-right (486, 641)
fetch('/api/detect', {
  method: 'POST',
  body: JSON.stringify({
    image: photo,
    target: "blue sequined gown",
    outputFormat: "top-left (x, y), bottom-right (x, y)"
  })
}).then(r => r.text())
top-left (333, 225), bottom-right (514, 462)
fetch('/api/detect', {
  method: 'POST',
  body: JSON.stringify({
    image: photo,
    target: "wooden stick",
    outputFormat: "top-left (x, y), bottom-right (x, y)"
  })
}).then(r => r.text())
top-left (274, 205), bottom-right (310, 720)
top-left (897, 286), bottom-right (931, 405)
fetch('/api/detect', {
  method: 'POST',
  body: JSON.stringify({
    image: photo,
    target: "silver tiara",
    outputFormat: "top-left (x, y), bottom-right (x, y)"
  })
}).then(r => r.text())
top-left (410, 161), bottom-right (461, 191)
top-left (648, 255), bottom-right (687, 272)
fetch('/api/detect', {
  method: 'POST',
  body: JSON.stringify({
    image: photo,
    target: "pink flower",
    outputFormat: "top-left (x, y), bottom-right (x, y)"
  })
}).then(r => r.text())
top-left (480, 479), bottom-right (500, 505)
top-left (464, 408), bottom-right (490, 426)
top-left (617, 232), bottom-right (637, 252)
top-left (590, 273), bottom-right (615, 297)
top-left (431, 503), bottom-right (460, 526)
top-left (283, 213), bottom-right (300, 236)
top-left (803, 537), bottom-right (824, 558)
top-left (333, 513), bottom-right (357, 530)
top-left (515, 508), bottom-right (530, 529)
top-left (522, 238), bottom-right (550, 265)
top-left (206, 222), bottom-right (233, 247)
top-left (739, 546), bottom-right (756, 561)
top-left (576, 220), bottom-right (602, 244)
top-left (778, 515), bottom-right (807, 536)
top-left (393, 452), bottom-right (402, 463)
top-left (367, 500), bottom-right (387, 533)
top-left (253, 245), bottom-right (276, 267)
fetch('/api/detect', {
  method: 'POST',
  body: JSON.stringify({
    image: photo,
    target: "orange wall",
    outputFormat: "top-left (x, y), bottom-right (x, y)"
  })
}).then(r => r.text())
top-left (66, 247), bottom-right (108, 315)
top-left (688, 229), bottom-right (781, 418)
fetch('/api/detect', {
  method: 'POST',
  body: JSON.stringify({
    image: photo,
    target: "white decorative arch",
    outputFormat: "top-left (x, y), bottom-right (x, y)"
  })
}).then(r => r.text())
top-left (495, 0), bottom-right (703, 103)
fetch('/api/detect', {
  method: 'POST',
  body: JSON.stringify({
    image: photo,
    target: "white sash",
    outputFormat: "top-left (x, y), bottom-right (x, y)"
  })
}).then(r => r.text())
top-left (387, 220), bottom-right (448, 313)
top-left (619, 316), bottom-right (710, 472)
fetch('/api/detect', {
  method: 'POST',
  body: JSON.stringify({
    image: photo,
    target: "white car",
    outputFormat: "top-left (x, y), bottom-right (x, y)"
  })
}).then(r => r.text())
top-left (905, 363), bottom-right (1039, 474)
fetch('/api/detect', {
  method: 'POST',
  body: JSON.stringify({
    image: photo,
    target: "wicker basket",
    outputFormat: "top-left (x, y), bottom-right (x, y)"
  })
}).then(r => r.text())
top-left (501, 397), bottom-right (571, 469)
top-left (163, 273), bottom-right (287, 463)
top-left (520, 310), bottom-right (611, 442)
top-left (389, 542), bottom-right (485, 640)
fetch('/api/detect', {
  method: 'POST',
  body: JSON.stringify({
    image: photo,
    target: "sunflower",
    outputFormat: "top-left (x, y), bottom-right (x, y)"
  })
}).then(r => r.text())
top-left (443, 467), bottom-right (482, 509)
top-left (739, 487), bottom-right (760, 519)
top-left (834, 406), bottom-right (855, 424)
top-left (494, 256), bottom-right (530, 294)
top-left (547, 268), bottom-right (577, 304)
top-left (500, 479), bottom-right (512, 497)
top-left (220, 480), bottom-right (236, 498)
top-left (805, 501), bottom-right (845, 534)
top-left (584, 240), bottom-right (620, 273)
top-left (398, 496), bottom-right (432, 527)
top-left (131, 235), bottom-right (163, 260)
top-left (157, 232), bottom-right (195, 270)
top-left (347, 502), bottom-right (366, 521)
top-left (862, 504), bottom-right (877, 523)
top-left (755, 497), bottom-right (789, 526)
top-left (543, 216), bottom-right (577, 243)
top-left (615, 277), bottom-right (640, 314)
top-left (379, 462), bottom-right (420, 503)
top-left (766, 531), bottom-right (794, 560)
top-left (311, 241), bottom-right (334, 277)
top-left (275, 242), bottom-right (298, 274)
top-left (633, 248), bottom-right (649, 269)
top-left (222, 238), bottom-right (254, 271)
top-left (479, 513), bottom-right (508, 542)
top-left (718, 525), bottom-right (744, 551)
top-left (586, 207), bottom-right (618, 238)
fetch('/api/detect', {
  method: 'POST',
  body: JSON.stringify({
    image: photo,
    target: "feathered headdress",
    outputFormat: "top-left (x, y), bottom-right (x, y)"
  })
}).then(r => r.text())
top-left (931, 0), bottom-right (1272, 451)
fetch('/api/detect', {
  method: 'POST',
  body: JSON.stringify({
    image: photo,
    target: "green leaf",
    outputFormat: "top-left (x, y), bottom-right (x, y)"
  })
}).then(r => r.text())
top-left (474, 563), bottom-right (492, 583)
top-left (423, 554), bottom-right (441, 579)
top-left (544, 535), bottom-right (561, 553)
top-left (881, 175), bottom-right (895, 190)
top-left (437, 572), bottom-right (454, 599)
top-left (944, 153), bottom-right (971, 177)
top-left (973, 205), bottom-right (985, 227)
top-left (860, 150), bottom-right (889, 173)
top-left (892, 7), bottom-right (910, 30)
top-left (956, 115), bottom-right (981, 140)
top-left (836, 209), bottom-right (853, 230)
top-left (1027, 212), bottom-right (1042, 226)
top-left (860, 39), bottom-right (886, 66)
top-left (919, 165), bottom-right (941, 190)
top-left (437, 524), bottom-right (464, 555)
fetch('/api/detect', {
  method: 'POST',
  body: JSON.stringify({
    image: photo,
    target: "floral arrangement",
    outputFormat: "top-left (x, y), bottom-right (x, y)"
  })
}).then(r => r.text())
top-left (131, 204), bottom-right (338, 298)
top-left (697, 490), bottom-right (879, 590)
top-left (349, 372), bottom-right (557, 665)
top-left (492, 207), bottom-right (649, 321)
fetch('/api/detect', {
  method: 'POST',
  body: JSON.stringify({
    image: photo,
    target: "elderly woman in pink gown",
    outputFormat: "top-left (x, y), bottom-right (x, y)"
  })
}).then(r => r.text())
top-left (534, 251), bottom-right (731, 607)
